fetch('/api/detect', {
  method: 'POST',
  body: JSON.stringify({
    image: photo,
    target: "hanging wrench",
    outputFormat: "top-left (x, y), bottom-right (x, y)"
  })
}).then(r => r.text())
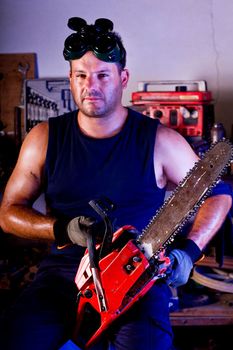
top-left (18, 62), bottom-right (30, 106)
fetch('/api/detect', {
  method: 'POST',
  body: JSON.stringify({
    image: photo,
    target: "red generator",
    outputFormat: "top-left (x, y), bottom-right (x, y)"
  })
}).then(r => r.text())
top-left (130, 80), bottom-right (215, 141)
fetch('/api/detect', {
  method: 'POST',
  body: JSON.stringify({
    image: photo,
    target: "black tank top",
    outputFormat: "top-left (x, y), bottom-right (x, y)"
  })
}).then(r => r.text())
top-left (44, 108), bottom-right (166, 233)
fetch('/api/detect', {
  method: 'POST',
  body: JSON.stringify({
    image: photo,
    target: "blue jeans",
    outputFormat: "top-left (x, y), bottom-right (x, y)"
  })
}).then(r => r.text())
top-left (1, 253), bottom-right (173, 350)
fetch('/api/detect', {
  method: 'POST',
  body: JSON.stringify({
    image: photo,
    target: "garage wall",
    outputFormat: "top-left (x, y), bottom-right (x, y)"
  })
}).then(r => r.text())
top-left (0, 0), bottom-right (232, 136)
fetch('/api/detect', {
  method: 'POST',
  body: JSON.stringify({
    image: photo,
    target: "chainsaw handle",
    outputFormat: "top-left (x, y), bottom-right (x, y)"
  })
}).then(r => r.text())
top-left (89, 198), bottom-right (115, 259)
top-left (86, 233), bottom-right (98, 268)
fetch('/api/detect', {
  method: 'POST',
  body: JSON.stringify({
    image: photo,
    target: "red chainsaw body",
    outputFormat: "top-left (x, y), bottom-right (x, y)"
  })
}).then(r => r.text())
top-left (73, 225), bottom-right (159, 349)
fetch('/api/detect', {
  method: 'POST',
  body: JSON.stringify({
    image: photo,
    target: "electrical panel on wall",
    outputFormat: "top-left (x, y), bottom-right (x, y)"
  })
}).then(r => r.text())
top-left (25, 78), bottom-right (76, 132)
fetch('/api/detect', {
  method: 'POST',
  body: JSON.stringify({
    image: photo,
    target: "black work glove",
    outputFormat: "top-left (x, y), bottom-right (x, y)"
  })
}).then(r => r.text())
top-left (166, 239), bottom-right (202, 288)
top-left (54, 216), bottom-right (105, 248)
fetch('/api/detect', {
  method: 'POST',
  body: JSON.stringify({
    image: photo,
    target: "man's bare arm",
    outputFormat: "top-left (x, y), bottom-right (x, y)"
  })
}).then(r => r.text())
top-left (187, 194), bottom-right (231, 250)
top-left (0, 122), bottom-right (56, 241)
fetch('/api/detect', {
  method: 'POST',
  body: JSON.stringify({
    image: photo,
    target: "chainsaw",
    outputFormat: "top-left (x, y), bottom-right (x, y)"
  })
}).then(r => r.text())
top-left (73, 139), bottom-right (233, 349)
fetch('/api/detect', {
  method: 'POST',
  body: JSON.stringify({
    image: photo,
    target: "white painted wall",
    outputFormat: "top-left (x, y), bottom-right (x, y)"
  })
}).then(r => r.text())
top-left (0, 0), bottom-right (233, 135)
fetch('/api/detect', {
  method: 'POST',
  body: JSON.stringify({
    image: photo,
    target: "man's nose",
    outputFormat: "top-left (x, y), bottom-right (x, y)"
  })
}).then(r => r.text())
top-left (85, 76), bottom-right (97, 89)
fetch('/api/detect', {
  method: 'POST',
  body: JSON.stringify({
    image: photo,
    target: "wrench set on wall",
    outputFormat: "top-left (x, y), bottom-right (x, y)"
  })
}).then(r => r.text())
top-left (25, 78), bottom-right (76, 132)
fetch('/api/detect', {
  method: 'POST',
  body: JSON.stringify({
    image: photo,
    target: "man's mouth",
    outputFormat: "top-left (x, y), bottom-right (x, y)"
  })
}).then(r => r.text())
top-left (83, 96), bottom-right (103, 103)
top-left (84, 97), bottom-right (101, 101)
top-left (82, 90), bottom-right (103, 101)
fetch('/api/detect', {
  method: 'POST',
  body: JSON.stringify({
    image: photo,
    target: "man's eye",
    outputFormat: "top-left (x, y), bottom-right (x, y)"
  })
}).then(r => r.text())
top-left (76, 74), bottom-right (86, 79)
top-left (98, 73), bottom-right (108, 79)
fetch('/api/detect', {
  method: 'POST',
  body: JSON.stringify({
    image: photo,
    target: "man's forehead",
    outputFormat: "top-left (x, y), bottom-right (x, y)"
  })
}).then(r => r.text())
top-left (71, 51), bottom-right (118, 72)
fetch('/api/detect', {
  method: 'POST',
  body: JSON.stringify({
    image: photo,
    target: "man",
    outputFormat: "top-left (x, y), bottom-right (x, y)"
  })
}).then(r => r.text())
top-left (0, 17), bottom-right (232, 350)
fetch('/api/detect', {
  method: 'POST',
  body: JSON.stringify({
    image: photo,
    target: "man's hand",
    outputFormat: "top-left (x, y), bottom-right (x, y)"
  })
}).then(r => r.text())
top-left (67, 216), bottom-right (98, 246)
top-left (165, 238), bottom-right (203, 288)
top-left (166, 249), bottom-right (193, 288)
top-left (54, 216), bottom-right (105, 248)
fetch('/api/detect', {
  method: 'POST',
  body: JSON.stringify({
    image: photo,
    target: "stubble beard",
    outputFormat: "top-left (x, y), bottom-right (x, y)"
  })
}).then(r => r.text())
top-left (78, 90), bottom-right (121, 119)
top-left (80, 102), bottom-right (108, 118)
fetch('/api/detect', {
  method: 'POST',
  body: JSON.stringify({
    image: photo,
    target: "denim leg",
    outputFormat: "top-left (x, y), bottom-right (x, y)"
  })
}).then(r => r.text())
top-left (109, 281), bottom-right (173, 350)
top-left (2, 270), bottom-right (78, 350)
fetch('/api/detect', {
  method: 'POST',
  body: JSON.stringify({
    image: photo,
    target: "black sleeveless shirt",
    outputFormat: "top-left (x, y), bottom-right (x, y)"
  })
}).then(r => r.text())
top-left (44, 108), bottom-right (166, 233)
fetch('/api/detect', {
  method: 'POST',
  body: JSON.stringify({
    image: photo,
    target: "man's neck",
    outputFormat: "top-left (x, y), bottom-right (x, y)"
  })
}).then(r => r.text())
top-left (77, 107), bottom-right (128, 139)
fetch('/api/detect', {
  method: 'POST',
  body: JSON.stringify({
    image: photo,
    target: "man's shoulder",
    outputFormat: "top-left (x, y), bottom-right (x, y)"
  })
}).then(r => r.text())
top-left (24, 121), bottom-right (48, 142)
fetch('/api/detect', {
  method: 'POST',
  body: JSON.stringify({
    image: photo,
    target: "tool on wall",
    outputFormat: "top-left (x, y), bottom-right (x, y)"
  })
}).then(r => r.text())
top-left (18, 62), bottom-right (30, 107)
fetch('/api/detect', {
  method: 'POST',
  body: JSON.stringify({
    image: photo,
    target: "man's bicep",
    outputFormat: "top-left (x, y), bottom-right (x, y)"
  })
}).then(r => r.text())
top-left (2, 163), bottom-right (43, 207)
top-left (156, 126), bottom-right (199, 186)
top-left (1, 123), bottom-right (48, 207)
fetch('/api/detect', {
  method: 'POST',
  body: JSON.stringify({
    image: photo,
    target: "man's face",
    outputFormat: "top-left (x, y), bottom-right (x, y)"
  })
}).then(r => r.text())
top-left (69, 51), bottom-right (129, 118)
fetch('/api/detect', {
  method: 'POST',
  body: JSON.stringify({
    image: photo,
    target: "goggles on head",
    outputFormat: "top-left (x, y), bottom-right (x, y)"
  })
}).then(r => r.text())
top-left (63, 17), bottom-right (123, 63)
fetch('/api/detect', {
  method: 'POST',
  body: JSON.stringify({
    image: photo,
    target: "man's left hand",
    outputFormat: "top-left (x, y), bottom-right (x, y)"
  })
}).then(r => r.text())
top-left (166, 249), bottom-right (193, 288)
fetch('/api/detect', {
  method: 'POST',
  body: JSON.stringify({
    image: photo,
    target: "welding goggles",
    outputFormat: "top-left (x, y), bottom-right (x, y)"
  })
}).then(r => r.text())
top-left (63, 17), bottom-right (123, 63)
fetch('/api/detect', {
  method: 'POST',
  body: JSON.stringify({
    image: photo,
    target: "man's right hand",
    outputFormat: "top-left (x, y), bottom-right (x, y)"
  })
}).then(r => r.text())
top-left (53, 216), bottom-right (105, 248)
top-left (67, 216), bottom-right (98, 247)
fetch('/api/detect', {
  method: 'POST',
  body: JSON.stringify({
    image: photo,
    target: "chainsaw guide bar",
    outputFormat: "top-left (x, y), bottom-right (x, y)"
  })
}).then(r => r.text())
top-left (138, 139), bottom-right (233, 259)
